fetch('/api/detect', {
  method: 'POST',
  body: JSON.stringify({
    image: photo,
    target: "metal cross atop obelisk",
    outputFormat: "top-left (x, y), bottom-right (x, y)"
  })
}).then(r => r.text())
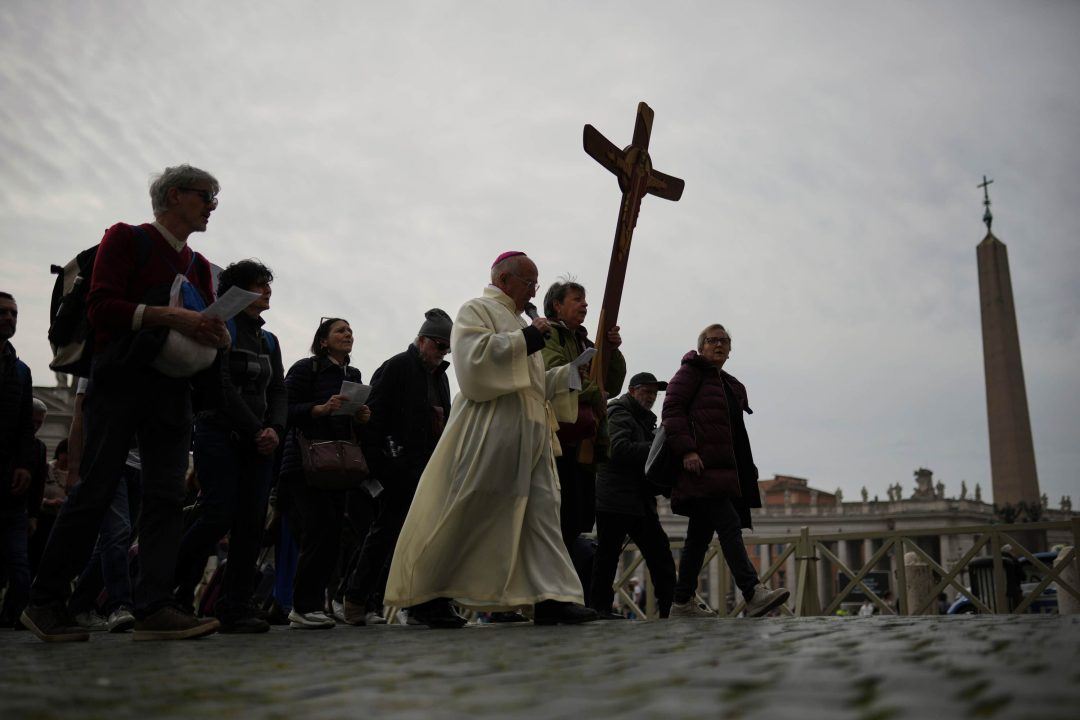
top-left (979, 175), bottom-right (994, 232)
top-left (583, 101), bottom-right (684, 385)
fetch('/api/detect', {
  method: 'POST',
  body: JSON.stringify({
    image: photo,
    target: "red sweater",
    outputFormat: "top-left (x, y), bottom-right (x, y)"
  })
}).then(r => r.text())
top-left (87, 223), bottom-right (215, 350)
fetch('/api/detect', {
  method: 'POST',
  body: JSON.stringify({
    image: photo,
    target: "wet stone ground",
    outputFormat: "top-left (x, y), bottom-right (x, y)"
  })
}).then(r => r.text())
top-left (2, 615), bottom-right (1077, 719)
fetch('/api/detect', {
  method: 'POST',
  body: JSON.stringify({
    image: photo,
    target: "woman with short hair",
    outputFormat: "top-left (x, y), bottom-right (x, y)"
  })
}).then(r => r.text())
top-left (663, 323), bottom-right (789, 618)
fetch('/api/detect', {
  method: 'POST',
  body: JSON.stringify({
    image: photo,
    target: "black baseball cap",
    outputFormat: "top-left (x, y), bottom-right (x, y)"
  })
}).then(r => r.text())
top-left (628, 372), bottom-right (667, 390)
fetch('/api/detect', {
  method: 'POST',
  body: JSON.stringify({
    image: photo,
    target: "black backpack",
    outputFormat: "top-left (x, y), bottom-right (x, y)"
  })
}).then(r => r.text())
top-left (48, 226), bottom-right (153, 376)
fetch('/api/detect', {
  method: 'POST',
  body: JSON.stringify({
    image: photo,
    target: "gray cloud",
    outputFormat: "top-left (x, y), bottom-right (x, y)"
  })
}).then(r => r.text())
top-left (2, 0), bottom-right (1077, 504)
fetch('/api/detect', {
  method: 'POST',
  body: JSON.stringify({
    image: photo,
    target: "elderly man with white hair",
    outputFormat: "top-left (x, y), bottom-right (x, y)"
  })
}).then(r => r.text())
top-left (23, 165), bottom-right (229, 642)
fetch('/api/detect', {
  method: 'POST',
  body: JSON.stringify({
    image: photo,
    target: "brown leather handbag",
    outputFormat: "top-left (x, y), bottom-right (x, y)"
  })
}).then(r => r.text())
top-left (297, 430), bottom-right (370, 490)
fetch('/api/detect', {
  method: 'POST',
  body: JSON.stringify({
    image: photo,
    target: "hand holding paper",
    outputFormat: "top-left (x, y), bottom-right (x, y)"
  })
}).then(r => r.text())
top-left (567, 347), bottom-right (596, 392)
top-left (203, 286), bottom-right (263, 321)
top-left (333, 381), bottom-right (372, 416)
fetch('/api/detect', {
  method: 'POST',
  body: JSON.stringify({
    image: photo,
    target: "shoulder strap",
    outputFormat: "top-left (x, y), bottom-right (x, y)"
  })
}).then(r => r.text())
top-left (261, 329), bottom-right (278, 356)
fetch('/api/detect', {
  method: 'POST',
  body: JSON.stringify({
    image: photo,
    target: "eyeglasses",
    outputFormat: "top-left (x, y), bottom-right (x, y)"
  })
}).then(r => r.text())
top-left (703, 336), bottom-right (731, 346)
top-left (179, 187), bottom-right (219, 206)
top-left (509, 272), bottom-right (540, 291)
top-left (425, 337), bottom-right (451, 353)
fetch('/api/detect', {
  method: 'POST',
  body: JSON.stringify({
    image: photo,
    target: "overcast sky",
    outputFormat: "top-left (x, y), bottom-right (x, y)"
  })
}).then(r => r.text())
top-left (2, 1), bottom-right (1078, 507)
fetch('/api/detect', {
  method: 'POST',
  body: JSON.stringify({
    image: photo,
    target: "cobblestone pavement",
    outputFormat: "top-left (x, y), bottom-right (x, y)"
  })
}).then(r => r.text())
top-left (2, 615), bottom-right (1077, 719)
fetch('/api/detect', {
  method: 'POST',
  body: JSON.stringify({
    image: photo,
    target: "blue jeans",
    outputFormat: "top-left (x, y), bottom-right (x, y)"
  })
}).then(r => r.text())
top-left (175, 423), bottom-right (273, 617)
top-left (0, 506), bottom-right (30, 624)
top-left (274, 513), bottom-right (298, 613)
top-left (69, 467), bottom-right (139, 615)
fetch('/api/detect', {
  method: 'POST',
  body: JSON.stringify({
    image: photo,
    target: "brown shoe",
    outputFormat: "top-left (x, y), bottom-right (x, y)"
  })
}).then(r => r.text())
top-left (342, 599), bottom-right (367, 626)
top-left (20, 604), bottom-right (90, 643)
top-left (133, 606), bottom-right (220, 641)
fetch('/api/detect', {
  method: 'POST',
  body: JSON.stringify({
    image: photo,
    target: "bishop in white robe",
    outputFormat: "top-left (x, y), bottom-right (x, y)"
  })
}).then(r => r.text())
top-left (384, 253), bottom-right (597, 624)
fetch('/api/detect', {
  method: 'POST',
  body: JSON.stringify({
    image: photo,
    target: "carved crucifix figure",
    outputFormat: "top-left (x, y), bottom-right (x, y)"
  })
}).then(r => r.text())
top-left (583, 102), bottom-right (684, 386)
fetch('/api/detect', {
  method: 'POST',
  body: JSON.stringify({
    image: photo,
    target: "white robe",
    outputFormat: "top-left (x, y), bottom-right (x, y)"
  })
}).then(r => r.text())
top-left (383, 285), bottom-right (582, 611)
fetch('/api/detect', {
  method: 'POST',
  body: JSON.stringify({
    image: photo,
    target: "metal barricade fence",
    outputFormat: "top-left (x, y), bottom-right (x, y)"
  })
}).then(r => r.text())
top-left (616, 519), bottom-right (1079, 618)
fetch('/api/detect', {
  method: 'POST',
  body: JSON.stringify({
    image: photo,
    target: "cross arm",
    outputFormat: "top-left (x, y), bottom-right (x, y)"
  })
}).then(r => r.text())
top-left (583, 124), bottom-right (629, 179)
top-left (646, 169), bottom-right (684, 201)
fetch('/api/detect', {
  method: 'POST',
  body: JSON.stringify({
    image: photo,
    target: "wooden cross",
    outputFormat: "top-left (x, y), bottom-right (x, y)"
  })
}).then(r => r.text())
top-left (583, 101), bottom-right (684, 387)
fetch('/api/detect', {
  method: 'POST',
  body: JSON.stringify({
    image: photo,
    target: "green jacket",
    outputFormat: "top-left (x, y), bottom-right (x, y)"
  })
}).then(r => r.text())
top-left (541, 322), bottom-right (626, 463)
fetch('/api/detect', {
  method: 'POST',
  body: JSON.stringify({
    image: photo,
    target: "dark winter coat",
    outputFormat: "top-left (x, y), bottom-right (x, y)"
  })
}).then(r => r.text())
top-left (0, 342), bottom-right (34, 510)
top-left (280, 355), bottom-right (364, 479)
top-left (197, 313), bottom-right (287, 443)
top-left (362, 344), bottom-right (451, 488)
top-left (595, 393), bottom-right (659, 517)
top-left (661, 350), bottom-right (761, 528)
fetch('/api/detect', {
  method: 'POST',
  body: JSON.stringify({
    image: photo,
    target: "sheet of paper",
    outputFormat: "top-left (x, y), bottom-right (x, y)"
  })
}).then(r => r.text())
top-left (362, 477), bottom-right (384, 498)
top-left (567, 347), bottom-right (596, 391)
top-left (332, 381), bottom-right (372, 416)
top-left (203, 286), bottom-right (262, 321)
top-left (569, 347), bottom-right (596, 369)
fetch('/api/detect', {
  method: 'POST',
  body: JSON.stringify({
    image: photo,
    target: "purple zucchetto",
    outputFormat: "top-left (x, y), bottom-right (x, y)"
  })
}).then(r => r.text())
top-left (491, 251), bottom-right (527, 268)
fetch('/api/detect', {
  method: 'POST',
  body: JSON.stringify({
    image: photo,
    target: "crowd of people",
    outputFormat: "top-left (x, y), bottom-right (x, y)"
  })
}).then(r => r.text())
top-left (0, 164), bottom-right (789, 642)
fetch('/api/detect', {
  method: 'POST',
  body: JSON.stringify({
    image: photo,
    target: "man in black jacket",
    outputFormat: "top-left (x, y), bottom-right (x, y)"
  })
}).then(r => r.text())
top-left (0, 292), bottom-right (35, 628)
top-left (589, 372), bottom-right (676, 619)
top-left (341, 309), bottom-right (452, 625)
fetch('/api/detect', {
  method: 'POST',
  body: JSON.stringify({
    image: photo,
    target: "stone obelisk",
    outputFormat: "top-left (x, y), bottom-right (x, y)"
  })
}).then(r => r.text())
top-left (976, 177), bottom-right (1042, 526)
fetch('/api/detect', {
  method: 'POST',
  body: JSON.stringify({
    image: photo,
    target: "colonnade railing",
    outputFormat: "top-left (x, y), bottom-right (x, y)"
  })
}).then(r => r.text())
top-left (616, 519), bottom-right (1080, 619)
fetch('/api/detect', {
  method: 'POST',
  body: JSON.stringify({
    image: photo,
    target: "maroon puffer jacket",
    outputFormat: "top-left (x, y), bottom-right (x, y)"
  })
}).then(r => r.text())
top-left (661, 350), bottom-right (761, 520)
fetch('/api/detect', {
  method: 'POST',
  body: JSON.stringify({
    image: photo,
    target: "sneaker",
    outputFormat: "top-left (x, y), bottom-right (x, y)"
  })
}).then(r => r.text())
top-left (397, 609), bottom-right (423, 625)
top-left (365, 610), bottom-right (388, 625)
top-left (288, 609), bottom-right (335, 629)
top-left (670, 600), bottom-right (716, 618)
top-left (133, 606), bottom-right (220, 641)
top-left (106, 607), bottom-right (136, 633)
top-left (74, 610), bottom-right (109, 632)
top-left (20, 604), bottom-right (90, 643)
top-left (744, 584), bottom-right (791, 618)
top-left (331, 599), bottom-right (348, 623)
top-left (341, 599), bottom-right (366, 626)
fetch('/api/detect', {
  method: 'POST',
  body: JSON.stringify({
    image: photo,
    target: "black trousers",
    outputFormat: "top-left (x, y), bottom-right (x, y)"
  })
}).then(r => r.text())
top-left (344, 479), bottom-right (415, 609)
top-left (555, 453), bottom-right (596, 547)
top-left (674, 498), bottom-right (759, 604)
top-left (331, 489), bottom-right (377, 604)
top-left (555, 454), bottom-right (597, 602)
top-left (285, 473), bottom-right (345, 614)
top-left (590, 510), bottom-right (676, 617)
top-left (174, 423), bottom-right (273, 617)
top-left (31, 369), bottom-right (191, 616)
